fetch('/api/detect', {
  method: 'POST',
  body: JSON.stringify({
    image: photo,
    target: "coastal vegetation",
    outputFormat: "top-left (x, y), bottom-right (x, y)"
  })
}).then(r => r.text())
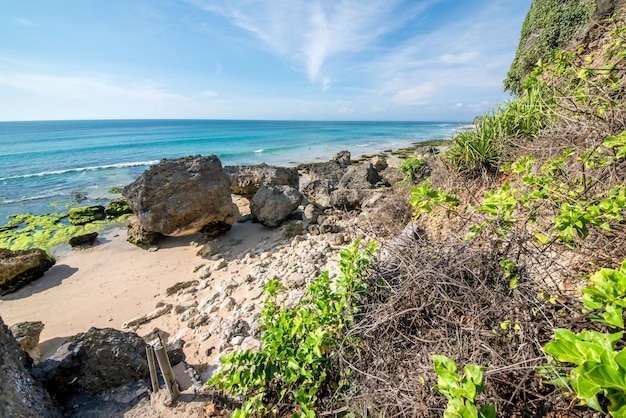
top-left (209, 3), bottom-right (626, 416)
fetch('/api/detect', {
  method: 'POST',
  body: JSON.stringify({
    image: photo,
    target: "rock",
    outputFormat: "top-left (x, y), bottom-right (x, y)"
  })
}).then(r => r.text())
top-left (9, 321), bottom-right (45, 363)
top-left (250, 185), bottom-right (304, 228)
top-left (32, 327), bottom-right (149, 401)
top-left (301, 179), bottom-right (335, 208)
top-left (165, 280), bottom-right (198, 296)
top-left (68, 205), bottom-right (106, 225)
top-left (224, 163), bottom-right (299, 198)
top-left (281, 220), bottom-right (304, 238)
top-left (122, 304), bottom-right (172, 330)
top-left (104, 197), bottom-right (133, 218)
top-left (379, 166), bottom-right (404, 185)
top-left (371, 155), bottom-right (388, 171)
top-left (220, 297), bottom-right (236, 312)
top-left (305, 151), bottom-right (351, 184)
top-left (0, 248), bottom-right (55, 295)
top-left (196, 239), bottom-right (221, 259)
top-left (123, 155), bottom-right (240, 236)
top-left (303, 203), bottom-right (325, 224)
top-left (30, 340), bottom-right (85, 404)
top-left (69, 231), bottom-right (99, 247)
top-left (330, 188), bottom-right (366, 210)
top-left (338, 163), bottom-right (385, 189)
top-left (0, 316), bottom-right (61, 417)
top-left (125, 216), bottom-right (164, 248)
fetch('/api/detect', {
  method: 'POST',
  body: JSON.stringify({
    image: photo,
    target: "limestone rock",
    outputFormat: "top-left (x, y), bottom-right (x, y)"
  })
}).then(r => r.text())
top-left (303, 203), bottom-right (325, 224)
top-left (371, 155), bottom-right (388, 171)
top-left (330, 189), bottom-right (366, 210)
top-left (301, 179), bottom-right (334, 208)
top-left (0, 316), bottom-right (60, 417)
top-left (125, 216), bottom-right (163, 248)
top-left (0, 248), bottom-right (55, 295)
top-left (250, 185), bottom-right (303, 228)
top-left (9, 321), bottom-right (45, 363)
top-left (123, 155), bottom-right (240, 236)
top-left (305, 150), bottom-right (351, 184)
top-left (224, 163), bottom-right (299, 198)
top-left (338, 163), bottom-right (385, 189)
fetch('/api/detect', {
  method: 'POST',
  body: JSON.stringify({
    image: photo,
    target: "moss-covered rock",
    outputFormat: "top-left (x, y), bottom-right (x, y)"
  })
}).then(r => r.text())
top-left (68, 205), bottom-right (106, 225)
top-left (0, 248), bottom-right (55, 295)
top-left (105, 198), bottom-right (133, 218)
top-left (68, 232), bottom-right (99, 247)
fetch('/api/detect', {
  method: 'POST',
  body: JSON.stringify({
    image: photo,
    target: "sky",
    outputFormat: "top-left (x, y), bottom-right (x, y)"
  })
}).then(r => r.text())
top-left (0, 0), bottom-right (532, 122)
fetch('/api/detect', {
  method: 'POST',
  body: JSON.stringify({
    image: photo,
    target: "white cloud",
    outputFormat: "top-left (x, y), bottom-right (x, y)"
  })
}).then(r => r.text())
top-left (186, 0), bottom-right (422, 85)
top-left (200, 90), bottom-right (219, 97)
top-left (441, 51), bottom-right (479, 64)
top-left (392, 83), bottom-right (435, 105)
top-left (0, 73), bottom-right (184, 101)
top-left (14, 17), bottom-right (35, 26)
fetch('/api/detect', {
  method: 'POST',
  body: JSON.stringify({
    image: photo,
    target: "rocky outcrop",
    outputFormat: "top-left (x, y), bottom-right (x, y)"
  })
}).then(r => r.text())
top-left (302, 152), bottom-right (388, 210)
top-left (68, 205), bottom-right (106, 225)
top-left (9, 321), bottom-right (45, 363)
top-left (0, 316), bottom-right (61, 417)
top-left (32, 327), bottom-right (149, 403)
top-left (305, 150), bottom-right (352, 184)
top-left (0, 248), bottom-right (55, 295)
top-left (338, 163), bottom-right (386, 189)
top-left (123, 155), bottom-right (240, 236)
top-left (250, 185), bottom-right (304, 227)
top-left (224, 163), bottom-right (299, 198)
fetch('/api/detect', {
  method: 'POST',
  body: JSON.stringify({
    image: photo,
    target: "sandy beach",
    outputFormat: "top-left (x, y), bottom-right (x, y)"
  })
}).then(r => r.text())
top-left (0, 227), bottom-right (204, 359)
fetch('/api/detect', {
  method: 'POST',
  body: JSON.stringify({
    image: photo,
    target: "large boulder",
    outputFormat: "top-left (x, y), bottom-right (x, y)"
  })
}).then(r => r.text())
top-left (123, 155), bottom-right (240, 236)
top-left (250, 185), bottom-right (304, 227)
top-left (224, 163), bottom-right (299, 198)
top-left (32, 327), bottom-right (149, 403)
top-left (0, 316), bottom-right (61, 417)
top-left (0, 248), bottom-right (55, 295)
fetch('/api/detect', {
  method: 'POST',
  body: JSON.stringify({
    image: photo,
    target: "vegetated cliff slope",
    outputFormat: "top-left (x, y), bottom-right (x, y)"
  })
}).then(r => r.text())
top-left (332, 1), bottom-right (626, 417)
top-left (505, 0), bottom-right (626, 93)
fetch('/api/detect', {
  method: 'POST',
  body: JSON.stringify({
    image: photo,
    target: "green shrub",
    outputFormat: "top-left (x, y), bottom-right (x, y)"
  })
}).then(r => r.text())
top-left (208, 240), bottom-right (378, 417)
top-left (399, 156), bottom-right (425, 180)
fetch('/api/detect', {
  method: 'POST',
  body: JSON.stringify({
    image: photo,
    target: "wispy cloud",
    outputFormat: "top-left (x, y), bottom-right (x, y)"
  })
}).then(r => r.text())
top-left (186, 0), bottom-right (424, 85)
top-left (14, 17), bottom-right (35, 26)
top-left (0, 73), bottom-right (185, 101)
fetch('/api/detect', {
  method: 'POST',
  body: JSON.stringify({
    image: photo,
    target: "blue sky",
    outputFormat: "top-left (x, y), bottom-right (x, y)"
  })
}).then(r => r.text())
top-left (0, 0), bottom-right (532, 122)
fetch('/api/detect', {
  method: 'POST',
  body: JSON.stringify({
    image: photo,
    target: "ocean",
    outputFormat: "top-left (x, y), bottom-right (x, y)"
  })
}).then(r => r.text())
top-left (0, 119), bottom-right (466, 222)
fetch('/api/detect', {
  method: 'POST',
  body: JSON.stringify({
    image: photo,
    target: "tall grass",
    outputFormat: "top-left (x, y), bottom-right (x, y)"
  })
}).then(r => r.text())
top-left (446, 83), bottom-right (553, 175)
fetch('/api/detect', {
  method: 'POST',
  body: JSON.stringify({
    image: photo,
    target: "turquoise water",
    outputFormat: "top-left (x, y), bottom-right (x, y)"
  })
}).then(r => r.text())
top-left (0, 119), bottom-right (465, 221)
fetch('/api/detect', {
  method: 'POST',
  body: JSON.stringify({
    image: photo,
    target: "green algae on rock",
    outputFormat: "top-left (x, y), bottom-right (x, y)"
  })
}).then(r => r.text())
top-left (0, 213), bottom-right (104, 251)
top-left (105, 198), bottom-right (133, 218)
top-left (68, 205), bottom-right (106, 225)
top-left (0, 247), bottom-right (55, 295)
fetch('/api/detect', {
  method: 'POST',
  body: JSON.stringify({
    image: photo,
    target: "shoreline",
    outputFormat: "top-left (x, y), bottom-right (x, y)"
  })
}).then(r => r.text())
top-left (0, 139), bottom-right (444, 396)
